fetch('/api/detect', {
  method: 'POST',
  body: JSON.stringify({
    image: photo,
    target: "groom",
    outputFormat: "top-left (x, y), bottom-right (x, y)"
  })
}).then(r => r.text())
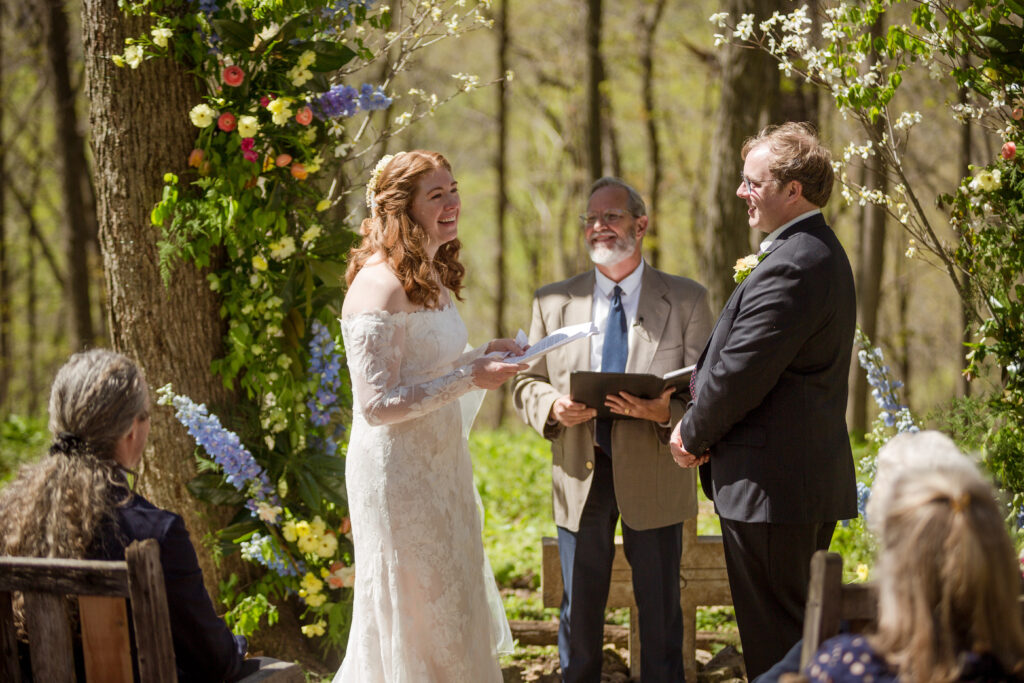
top-left (670, 122), bottom-right (857, 679)
top-left (513, 177), bottom-right (712, 682)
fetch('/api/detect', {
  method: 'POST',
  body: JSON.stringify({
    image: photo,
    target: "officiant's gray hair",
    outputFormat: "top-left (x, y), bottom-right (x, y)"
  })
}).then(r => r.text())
top-left (589, 177), bottom-right (647, 218)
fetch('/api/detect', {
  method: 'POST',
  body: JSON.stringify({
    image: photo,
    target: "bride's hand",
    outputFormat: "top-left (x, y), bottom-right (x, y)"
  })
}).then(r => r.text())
top-left (471, 356), bottom-right (527, 390)
top-left (485, 338), bottom-right (528, 357)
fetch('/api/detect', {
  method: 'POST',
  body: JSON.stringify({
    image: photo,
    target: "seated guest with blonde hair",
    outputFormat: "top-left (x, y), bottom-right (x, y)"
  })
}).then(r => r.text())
top-left (804, 430), bottom-right (1024, 683)
top-left (0, 349), bottom-right (254, 682)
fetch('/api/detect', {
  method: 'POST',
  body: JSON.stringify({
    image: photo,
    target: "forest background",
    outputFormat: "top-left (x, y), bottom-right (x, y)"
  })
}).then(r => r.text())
top-left (0, 0), bottom-right (1016, 673)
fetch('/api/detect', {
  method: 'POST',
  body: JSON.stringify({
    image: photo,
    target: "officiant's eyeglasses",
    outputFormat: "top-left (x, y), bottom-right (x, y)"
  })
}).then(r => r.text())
top-left (579, 210), bottom-right (630, 228)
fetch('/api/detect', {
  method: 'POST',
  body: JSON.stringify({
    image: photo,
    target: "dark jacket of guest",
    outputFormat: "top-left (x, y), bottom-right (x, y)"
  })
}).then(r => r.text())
top-left (90, 488), bottom-right (246, 683)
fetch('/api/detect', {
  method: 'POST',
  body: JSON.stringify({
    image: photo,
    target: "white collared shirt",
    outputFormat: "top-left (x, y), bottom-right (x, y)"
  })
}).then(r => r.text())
top-left (590, 261), bottom-right (644, 372)
top-left (758, 208), bottom-right (822, 253)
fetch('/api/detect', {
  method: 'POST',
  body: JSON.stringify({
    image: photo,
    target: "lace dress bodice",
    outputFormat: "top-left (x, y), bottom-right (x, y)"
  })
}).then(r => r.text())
top-left (334, 305), bottom-right (502, 682)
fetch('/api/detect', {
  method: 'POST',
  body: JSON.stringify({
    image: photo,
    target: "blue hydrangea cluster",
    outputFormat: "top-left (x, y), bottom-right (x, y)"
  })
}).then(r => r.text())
top-left (161, 388), bottom-right (278, 507)
top-left (240, 532), bottom-right (303, 577)
top-left (197, 0), bottom-right (218, 17)
top-left (321, 0), bottom-right (376, 23)
top-left (307, 320), bottom-right (343, 429)
top-left (857, 346), bottom-right (919, 434)
top-left (313, 83), bottom-right (392, 120)
top-left (856, 481), bottom-right (871, 517)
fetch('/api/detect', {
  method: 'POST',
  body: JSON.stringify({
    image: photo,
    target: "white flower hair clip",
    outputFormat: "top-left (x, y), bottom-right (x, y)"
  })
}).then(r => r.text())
top-left (365, 151), bottom-right (406, 218)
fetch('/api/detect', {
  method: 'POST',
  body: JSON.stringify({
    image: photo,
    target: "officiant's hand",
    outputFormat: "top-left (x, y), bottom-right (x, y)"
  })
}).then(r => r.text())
top-left (550, 395), bottom-right (596, 427)
top-left (669, 420), bottom-right (709, 468)
top-left (605, 388), bottom-right (672, 424)
top-left (485, 338), bottom-right (528, 357)
top-left (472, 356), bottom-right (528, 390)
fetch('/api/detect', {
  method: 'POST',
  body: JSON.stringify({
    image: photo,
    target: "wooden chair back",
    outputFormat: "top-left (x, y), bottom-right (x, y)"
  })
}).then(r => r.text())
top-left (799, 550), bottom-right (878, 669)
top-left (0, 538), bottom-right (176, 683)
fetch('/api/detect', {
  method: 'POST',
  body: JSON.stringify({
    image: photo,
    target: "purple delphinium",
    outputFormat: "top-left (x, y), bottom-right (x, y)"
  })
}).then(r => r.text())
top-left (358, 83), bottom-right (392, 111)
top-left (856, 331), bottom-right (918, 434)
top-left (158, 386), bottom-right (278, 511)
top-left (306, 320), bottom-right (343, 429)
top-left (314, 84), bottom-right (359, 119)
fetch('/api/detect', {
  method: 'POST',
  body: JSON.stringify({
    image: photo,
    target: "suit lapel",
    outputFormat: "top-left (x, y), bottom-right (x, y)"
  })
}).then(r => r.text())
top-left (561, 272), bottom-right (595, 374)
top-left (628, 268), bottom-right (669, 374)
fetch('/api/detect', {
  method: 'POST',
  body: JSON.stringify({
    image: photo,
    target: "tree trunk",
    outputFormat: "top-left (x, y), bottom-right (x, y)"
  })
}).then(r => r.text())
top-left (639, 0), bottom-right (668, 268)
top-left (585, 0), bottom-right (603, 181)
top-left (0, 4), bottom-right (8, 412)
top-left (702, 0), bottom-right (780, 312)
top-left (493, 0), bottom-right (510, 426)
top-left (958, 80), bottom-right (972, 398)
top-left (42, 0), bottom-right (95, 351)
top-left (80, 0), bottom-right (236, 595)
top-left (848, 15), bottom-right (888, 437)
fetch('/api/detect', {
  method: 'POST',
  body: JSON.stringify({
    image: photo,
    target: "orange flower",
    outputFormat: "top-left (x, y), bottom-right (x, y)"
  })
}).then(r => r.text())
top-left (275, 154), bottom-right (293, 167)
top-left (188, 149), bottom-right (205, 168)
top-left (217, 112), bottom-right (237, 132)
top-left (295, 106), bottom-right (313, 126)
top-left (291, 163), bottom-right (308, 180)
top-left (339, 517), bottom-right (352, 535)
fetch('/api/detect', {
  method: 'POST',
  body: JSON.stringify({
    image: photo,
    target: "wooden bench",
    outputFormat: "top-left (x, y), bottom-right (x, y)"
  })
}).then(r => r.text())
top-left (0, 538), bottom-right (301, 682)
top-left (541, 517), bottom-right (732, 680)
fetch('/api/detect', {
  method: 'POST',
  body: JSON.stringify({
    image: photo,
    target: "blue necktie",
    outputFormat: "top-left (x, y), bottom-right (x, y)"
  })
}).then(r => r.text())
top-left (596, 286), bottom-right (627, 455)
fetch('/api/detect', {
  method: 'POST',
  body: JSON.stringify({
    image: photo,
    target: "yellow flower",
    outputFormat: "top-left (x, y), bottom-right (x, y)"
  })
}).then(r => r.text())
top-left (315, 200), bottom-right (331, 213)
top-left (237, 115), bottom-right (259, 138)
top-left (124, 44), bottom-right (144, 69)
top-left (316, 533), bottom-right (338, 559)
top-left (301, 128), bottom-right (317, 145)
top-left (305, 592), bottom-right (327, 607)
top-left (151, 27), bottom-right (173, 48)
top-left (855, 564), bottom-right (870, 582)
top-left (297, 535), bottom-right (319, 554)
top-left (269, 236), bottom-right (296, 260)
top-left (189, 103), bottom-right (217, 128)
top-left (305, 154), bottom-right (323, 174)
top-left (294, 520), bottom-right (311, 538)
top-left (282, 520), bottom-right (297, 542)
top-left (111, 54), bottom-right (126, 67)
top-left (301, 225), bottom-right (322, 245)
top-left (297, 50), bottom-right (317, 69)
top-left (251, 254), bottom-right (268, 272)
top-left (300, 620), bottom-right (326, 637)
top-left (310, 516), bottom-right (327, 536)
top-left (288, 65), bottom-right (313, 87)
top-left (267, 98), bottom-right (293, 125)
top-left (301, 572), bottom-right (324, 594)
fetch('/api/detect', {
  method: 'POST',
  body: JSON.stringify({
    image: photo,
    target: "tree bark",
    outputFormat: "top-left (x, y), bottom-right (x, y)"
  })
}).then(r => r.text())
top-left (958, 79), bottom-right (972, 398)
top-left (493, 0), bottom-right (510, 426)
top-left (0, 3), bottom-right (8, 412)
top-left (702, 0), bottom-right (780, 312)
top-left (639, 0), bottom-right (668, 269)
top-left (42, 0), bottom-right (96, 351)
top-left (848, 16), bottom-right (887, 437)
top-left (585, 0), bottom-right (603, 181)
top-left (80, 0), bottom-right (235, 595)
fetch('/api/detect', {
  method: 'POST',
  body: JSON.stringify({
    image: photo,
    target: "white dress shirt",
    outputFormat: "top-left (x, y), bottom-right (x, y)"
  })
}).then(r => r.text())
top-left (590, 260), bottom-right (645, 372)
top-left (758, 208), bottom-right (821, 253)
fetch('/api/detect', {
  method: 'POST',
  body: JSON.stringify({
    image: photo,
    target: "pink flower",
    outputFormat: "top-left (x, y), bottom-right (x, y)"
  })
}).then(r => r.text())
top-left (291, 163), bottom-right (308, 180)
top-left (188, 149), bottom-right (204, 168)
top-left (217, 112), bottom-right (237, 132)
top-left (240, 137), bottom-right (255, 151)
top-left (275, 154), bottom-right (292, 167)
top-left (243, 150), bottom-right (259, 162)
top-left (1003, 141), bottom-right (1017, 161)
top-left (1013, 108), bottom-right (1023, 121)
top-left (260, 96), bottom-right (271, 108)
top-left (295, 106), bottom-right (313, 126)
top-left (222, 65), bottom-right (245, 87)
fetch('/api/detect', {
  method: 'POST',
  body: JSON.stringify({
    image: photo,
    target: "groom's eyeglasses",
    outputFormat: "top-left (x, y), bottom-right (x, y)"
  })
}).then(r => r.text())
top-left (740, 173), bottom-right (771, 195)
top-left (579, 209), bottom-right (630, 228)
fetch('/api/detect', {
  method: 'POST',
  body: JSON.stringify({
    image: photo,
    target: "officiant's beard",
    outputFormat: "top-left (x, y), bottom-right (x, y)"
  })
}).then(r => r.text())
top-left (587, 229), bottom-right (638, 267)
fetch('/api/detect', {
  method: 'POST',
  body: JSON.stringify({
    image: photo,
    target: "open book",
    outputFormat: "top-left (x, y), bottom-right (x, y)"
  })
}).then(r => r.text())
top-left (570, 364), bottom-right (695, 419)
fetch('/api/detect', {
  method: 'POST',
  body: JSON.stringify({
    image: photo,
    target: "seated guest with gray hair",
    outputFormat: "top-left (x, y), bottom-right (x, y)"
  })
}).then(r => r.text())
top-left (0, 349), bottom-right (255, 682)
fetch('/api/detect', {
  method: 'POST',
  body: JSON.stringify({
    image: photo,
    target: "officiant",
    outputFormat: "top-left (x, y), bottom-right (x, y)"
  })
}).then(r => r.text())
top-left (512, 177), bottom-right (713, 682)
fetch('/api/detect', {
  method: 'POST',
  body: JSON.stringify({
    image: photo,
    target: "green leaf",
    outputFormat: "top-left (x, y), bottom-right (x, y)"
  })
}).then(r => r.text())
top-left (211, 19), bottom-right (256, 52)
top-left (308, 41), bottom-right (357, 71)
top-left (186, 473), bottom-right (247, 506)
top-left (309, 260), bottom-right (348, 288)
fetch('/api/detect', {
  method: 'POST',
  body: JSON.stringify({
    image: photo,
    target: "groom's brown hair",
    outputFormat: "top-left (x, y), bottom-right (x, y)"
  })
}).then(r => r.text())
top-left (742, 122), bottom-right (834, 207)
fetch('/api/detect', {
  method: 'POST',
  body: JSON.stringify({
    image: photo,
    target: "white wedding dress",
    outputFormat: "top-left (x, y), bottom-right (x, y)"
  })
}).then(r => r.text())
top-left (335, 304), bottom-right (506, 682)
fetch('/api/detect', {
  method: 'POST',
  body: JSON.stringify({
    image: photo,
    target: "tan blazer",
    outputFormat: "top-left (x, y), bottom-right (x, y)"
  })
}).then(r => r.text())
top-left (512, 266), bottom-right (713, 532)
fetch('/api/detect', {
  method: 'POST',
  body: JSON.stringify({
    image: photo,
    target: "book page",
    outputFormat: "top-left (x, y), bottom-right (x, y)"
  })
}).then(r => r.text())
top-left (495, 322), bottom-right (598, 364)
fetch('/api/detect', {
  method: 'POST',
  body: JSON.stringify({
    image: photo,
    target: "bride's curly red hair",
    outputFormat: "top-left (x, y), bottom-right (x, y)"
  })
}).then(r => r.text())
top-left (345, 150), bottom-right (465, 309)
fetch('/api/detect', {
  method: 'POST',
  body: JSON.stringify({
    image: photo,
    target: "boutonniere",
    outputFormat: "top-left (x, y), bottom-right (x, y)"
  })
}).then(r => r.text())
top-left (733, 251), bottom-right (767, 284)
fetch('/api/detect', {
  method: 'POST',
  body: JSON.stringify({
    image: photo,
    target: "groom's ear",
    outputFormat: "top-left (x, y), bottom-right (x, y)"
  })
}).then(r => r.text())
top-left (786, 180), bottom-right (804, 202)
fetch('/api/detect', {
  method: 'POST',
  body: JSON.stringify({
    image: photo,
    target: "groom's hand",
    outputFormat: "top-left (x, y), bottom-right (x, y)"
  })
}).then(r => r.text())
top-left (669, 420), bottom-right (708, 468)
top-left (550, 395), bottom-right (596, 427)
top-left (604, 388), bottom-right (672, 424)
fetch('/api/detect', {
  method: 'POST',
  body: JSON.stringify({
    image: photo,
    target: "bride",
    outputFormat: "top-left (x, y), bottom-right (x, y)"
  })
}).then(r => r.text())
top-left (335, 150), bottom-right (525, 681)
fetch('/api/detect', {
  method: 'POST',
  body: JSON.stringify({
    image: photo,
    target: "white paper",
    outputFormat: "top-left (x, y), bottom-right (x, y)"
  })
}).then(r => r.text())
top-left (663, 364), bottom-right (696, 381)
top-left (496, 322), bottom-right (598, 364)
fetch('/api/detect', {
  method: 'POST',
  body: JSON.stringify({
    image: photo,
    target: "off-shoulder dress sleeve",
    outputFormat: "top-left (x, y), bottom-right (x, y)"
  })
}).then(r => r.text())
top-left (341, 311), bottom-right (480, 426)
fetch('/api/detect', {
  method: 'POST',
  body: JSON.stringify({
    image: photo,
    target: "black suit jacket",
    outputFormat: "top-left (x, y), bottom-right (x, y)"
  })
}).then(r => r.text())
top-left (679, 213), bottom-right (857, 524)
top-left (91, 490), bottom-right (247, 683)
